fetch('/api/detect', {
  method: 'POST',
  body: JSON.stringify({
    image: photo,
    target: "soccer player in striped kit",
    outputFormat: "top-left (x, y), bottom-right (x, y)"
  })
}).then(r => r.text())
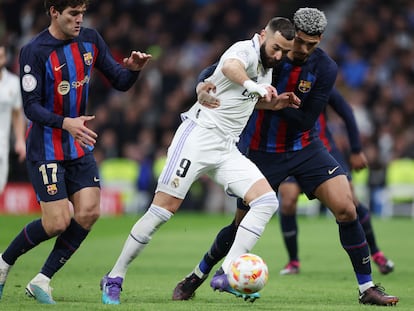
top-left (173, 8), bottom-right (398, 306)
top-left (0, 0), bottom-right (151, 304)
top-left (278, 88), bottom-right (394, 277)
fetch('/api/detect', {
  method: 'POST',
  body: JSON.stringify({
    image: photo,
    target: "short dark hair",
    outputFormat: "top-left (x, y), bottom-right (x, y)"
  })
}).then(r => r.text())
top-left (44, 0), bottom-right (90, 15)
top-left (293, 8), bottom-right (327, 36)
top-left (266, 17), bottom-right (295, 40)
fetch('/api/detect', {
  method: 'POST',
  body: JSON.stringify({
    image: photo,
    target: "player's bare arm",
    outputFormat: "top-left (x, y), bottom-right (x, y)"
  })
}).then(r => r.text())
top-left (222, 58), bottom-right (276, 102)
top-left (62, 115), bottom-right (97, 148)
top-left (123, 51), bottom-right (152, 71)
top-left (255, 92), bottom-right (301, 110)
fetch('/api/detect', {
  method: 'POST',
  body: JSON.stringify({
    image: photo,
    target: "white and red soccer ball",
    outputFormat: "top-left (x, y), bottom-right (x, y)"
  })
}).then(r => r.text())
top-left (227, 253), bottom-right (269, 294)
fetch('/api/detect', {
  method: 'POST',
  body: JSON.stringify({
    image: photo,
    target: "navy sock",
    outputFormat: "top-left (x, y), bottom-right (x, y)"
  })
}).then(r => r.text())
top-left (279, 213), bottom-right (298, 261)
top-left (356, 203), bottom-right (379, 254)
top-left (199, 220), bottom-right (237, 275)
top-left (337, 218), bottom-right (372, 284)
top-left (41, 219), bottom-right (89, 278)
top-left (2, 219), bottom-right (50, 265)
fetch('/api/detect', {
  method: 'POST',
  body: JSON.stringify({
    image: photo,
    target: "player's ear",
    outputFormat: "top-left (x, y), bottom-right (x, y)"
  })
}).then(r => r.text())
top-left (49, 6), bottom-right (59, 18)
top-left (259, 29), bottom-right (267, 43)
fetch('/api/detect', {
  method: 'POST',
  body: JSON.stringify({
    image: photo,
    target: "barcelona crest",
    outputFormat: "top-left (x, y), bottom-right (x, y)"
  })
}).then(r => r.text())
top-left (298, 80), bottom-right (312, 93)
top-left (47, 184), bottom-right (58, 195)
top-left (83, 52), bottom-right (93, 66)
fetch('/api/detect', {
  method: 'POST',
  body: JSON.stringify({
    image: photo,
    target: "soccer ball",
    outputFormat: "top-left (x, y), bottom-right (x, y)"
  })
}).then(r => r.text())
top-left (227, 253), bottom-right (269, 294)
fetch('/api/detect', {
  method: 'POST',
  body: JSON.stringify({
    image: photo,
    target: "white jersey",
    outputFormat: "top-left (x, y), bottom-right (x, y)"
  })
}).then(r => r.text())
top-left (0, 68), bottom-right (22, 152)
top-left (0, 67), bottom-right (23, 192)
top-left (157, 34), bottom-right (273, 200)
top-left (182, 34), bottom-right (272, 140)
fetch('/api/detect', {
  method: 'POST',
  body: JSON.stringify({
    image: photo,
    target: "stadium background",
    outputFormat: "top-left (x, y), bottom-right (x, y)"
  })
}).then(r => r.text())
top-left (1, 0), bottom-right (413, 216)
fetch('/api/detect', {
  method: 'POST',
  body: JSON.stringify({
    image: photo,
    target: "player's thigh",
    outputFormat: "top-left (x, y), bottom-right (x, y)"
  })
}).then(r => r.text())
top-left (65, 153), bottom-right (101, 227)
top-left (293, 142), bottom-right (346, 199)
top-left (314, 175), bottom-right (356, 220)
top-left (70, 187), bottom-right (100, 228)
top-left (152, 191), bottom-right (183, 213)
top-left (156, 121), bottom-right (220, 200)
top-left (244, 178), bottom-right (274, 204)
top-left (215, 149), bottom-right (269, 202)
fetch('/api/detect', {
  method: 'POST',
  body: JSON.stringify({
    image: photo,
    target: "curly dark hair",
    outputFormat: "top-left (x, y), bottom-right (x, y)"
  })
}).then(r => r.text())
top-left (44, 0), bottom-right (90, 15)
top-left (293, 8), bottom-right (327, 36)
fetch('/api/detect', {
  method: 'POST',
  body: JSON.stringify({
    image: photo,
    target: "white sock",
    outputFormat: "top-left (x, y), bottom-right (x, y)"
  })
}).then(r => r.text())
top-left (108, 205), bottom-right (173, 278)
top-left (0, 254), bottom-right (11, 270)
top-left (221, 226), bottom-right (259, 273)
top-left (221, 192), bottom-right (278, 273)
top-left (31, 273), bottom-right (50, 284)
top-left (359, 281), bottom-right (375, 293)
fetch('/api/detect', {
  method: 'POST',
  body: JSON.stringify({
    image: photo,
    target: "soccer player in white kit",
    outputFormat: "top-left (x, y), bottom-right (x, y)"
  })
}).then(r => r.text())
top-left (101, 17), bottom-right (299, 304)
top-left (0, 45), bottom-right (26, 193)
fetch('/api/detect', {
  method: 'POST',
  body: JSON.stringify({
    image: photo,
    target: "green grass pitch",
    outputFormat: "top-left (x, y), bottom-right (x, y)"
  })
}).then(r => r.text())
top-left (0, 212), bottom-right (413, 310)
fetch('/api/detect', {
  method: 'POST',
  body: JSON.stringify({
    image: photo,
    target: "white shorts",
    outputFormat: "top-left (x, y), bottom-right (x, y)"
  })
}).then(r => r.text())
top-left (156, 119), bottom-right (265, 200)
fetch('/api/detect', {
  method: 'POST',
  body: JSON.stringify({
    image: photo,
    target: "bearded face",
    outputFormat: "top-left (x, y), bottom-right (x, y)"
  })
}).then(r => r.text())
top-left (260, 42), bottom-right (280, 68)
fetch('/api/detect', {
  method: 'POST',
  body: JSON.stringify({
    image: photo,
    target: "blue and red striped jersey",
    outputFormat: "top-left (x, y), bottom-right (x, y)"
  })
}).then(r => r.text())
top-left (20, 27), bottom-right (139, 161)
top-left (239, 48), bottom-right (338, 153)
top-left (316, 111), bottom-right (331, 151)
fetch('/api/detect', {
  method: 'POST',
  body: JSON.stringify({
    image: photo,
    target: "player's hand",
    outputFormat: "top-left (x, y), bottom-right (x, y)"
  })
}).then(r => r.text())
top-left (350, 152), bottom-right (368, 171)
top-left (14, 139), bottom-right (26, 162)
top-left (123, 51), bottom-right (152, 71)
top-left (260, 83), bottom-right (278, 102)
top-left (62, 116), bottom-right (98, 148)
top-left (197, 81), bottom-right (220, 109)
top-left (243, 80), bottom-right (277, 102)
top-left (257, 92), bottom-right (300, 110)
top-left (273, 92), bottom-right (301, 110)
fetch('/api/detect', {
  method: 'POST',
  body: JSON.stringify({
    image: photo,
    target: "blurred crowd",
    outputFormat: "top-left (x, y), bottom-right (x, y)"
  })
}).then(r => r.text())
top-left (1, 0), bottom-right (413, 213)
top-left (322, 0), bottom-right (414, 213)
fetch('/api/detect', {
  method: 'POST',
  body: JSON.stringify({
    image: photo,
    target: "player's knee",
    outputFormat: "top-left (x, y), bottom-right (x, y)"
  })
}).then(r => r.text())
top-left (77, 209), bottom-right (100, 229)
top-left (74, 201), bottom-right (100, 229)
top-left (43, 216), bottom-right (71, 236)
top-left (280, 196), bottom-right (297, 214)
top-left (332, 204), bottom-right (357, 222)
top-left (243, 191), bottom-right (278, 236)
top-left (278, 183), bottom-right (300, 214)
top-left (84, 208), bottom-right (100, 226)
top-left (250, 191), bottom-right (279, 216)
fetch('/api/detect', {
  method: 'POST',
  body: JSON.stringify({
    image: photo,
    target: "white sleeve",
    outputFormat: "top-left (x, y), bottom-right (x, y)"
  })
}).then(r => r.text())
top-left (11, 75), bottom-right (23, 109)
top-left (220, 41), bottom-right (255, 70)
